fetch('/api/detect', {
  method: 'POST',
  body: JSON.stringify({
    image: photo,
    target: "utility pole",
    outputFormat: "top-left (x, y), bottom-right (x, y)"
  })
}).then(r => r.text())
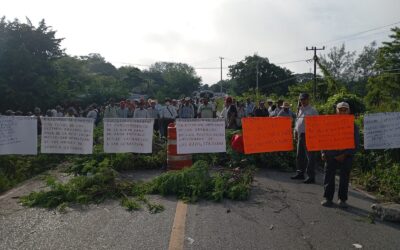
top-left (219, 57), bottom-right (224, 94)
top-left (306, 46), bottom-right (325, 99)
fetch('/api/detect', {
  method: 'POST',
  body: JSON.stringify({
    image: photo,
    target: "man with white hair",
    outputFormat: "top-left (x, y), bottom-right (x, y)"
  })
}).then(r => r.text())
top-left (320, 102), bottom-right (359, 208)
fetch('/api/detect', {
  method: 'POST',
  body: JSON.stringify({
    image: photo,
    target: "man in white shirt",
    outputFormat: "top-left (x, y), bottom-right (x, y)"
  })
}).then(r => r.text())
top-left (159, 98), bottom-right (177, 138)
top-left (197, 97), bottom-right (214, 118)
top-left (147, 100), bottom-right (160, 134)
top-left (133, 100), bottom-right (148, 118)
top-left (104, 99), bottom-right (118, 118)
top-left (291, 93), bottom-right (319, 184)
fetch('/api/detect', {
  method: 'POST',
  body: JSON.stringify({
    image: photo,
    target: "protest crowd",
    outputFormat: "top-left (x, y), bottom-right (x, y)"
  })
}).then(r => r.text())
top-left (0, 92), bottom-right (365, 208)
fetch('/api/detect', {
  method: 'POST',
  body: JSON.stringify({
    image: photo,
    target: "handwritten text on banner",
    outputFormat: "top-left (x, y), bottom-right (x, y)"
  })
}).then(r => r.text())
top-left (364, 112), bottom-right (400, 149)
top-left (176, 118), bottom-right (226, 154)
top-left (104, 118), bottom-right (154, 153)
top-left (0, 116), bottom-right (37, 155)
top-left (41, 117), bottom-right (94, 154)
top-left (305, 115), bottom-right (355, 151)
top-left (242, 117), bottom-right (293, 154)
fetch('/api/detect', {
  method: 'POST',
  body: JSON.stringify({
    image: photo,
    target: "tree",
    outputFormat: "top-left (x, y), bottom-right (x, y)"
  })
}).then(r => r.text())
top-left (148, 62), bottom-right (201, 99)
top-left (81, 53), bottom-right (118, 77)
top-left (365, 27), bottom-right (400, 111)
top-left (228, 54), bottom-right (294, 96)
top-left (0, 17), bottom-right (64, 111)
top-left (319, 44), bottom-right (356, 84)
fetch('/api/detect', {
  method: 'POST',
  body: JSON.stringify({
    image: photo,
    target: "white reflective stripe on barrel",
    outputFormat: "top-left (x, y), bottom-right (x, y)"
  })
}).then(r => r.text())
top-left (167, 155), bottom-right (192, 161)
top-left (167, 140), bottom-right (177, 145)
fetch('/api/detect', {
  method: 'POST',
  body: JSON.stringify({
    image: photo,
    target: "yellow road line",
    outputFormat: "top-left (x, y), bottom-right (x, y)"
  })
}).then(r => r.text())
top-left (168, 201), bottom-right (188, 250)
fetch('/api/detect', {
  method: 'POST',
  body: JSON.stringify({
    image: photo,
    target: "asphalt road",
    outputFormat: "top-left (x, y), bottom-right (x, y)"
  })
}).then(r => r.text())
top-left (1, 169), bottom-right (399, 250)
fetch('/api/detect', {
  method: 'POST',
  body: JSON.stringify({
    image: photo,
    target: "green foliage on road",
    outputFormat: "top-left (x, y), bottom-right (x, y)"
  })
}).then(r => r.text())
top-left (20, 160), bottom-right (255, 212)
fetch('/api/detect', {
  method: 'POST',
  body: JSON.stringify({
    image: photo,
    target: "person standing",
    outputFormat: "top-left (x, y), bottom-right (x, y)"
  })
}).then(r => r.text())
top-left (253, 101), bottom-right (269, 117)
top-left (245, 98), bottom-right (255, 117)
top-left (179, 97), bottom-right (195, 118)
top-left (277, 102), bottom-right (296, 119)
top-left (197, 97), bottom-right (214, 118)
top-left (147, 100), bottom-right (160, 133)
top-left (133, 100), bottom-right (149, 118)
top-left (220, 97), bottom-right (238, 129)
top-left (291, 93), bottom-right (319, 184)
top-left (104, 99), bottom-right (118, 118)
top-left (117, 101), bottom-right (128, 118)
top-left (159, 98), bottom-right (177, 138)
top-left (321, 102), bottom-right (359, 208)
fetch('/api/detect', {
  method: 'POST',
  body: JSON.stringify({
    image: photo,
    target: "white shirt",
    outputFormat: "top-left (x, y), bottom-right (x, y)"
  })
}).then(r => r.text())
top-left (160, 105), bottom-right (177, 119)
top-left (295, 105), bottom-right (318, 134)
top-left (134, 109), bottom-right (149, 118)
top-left (147, 107), bottom-right (159, 119)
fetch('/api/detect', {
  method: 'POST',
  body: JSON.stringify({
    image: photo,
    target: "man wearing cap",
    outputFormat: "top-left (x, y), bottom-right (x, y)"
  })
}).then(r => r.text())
top-left (179, 97), bottom-right (195, 118)
top-left (291, 93), bottom-right (319, 183)
top-left (277, 102), bottom-right (296, 119)
top-left (321, 102), bottom-right (359, 208)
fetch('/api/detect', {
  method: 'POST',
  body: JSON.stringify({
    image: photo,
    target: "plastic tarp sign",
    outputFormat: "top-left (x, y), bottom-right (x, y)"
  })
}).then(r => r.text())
top-left (305, 114), bottom-right (354, 151)
top-left (41, 117), bottom-right (94, 154)
top-left (242, 117), bottom-right (293, 154)
top-left (0, 116), bottom-right (37, 155)
top-left (103, 118), bottom-right (154, 153)
top-left (364, 112), bottom-right (400, 149)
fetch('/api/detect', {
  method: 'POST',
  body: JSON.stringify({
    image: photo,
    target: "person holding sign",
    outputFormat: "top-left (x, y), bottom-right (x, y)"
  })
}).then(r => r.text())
top-left (291, 93), bottom-right (319, 183)
top-left (321, 102), bottom-right (359, 208)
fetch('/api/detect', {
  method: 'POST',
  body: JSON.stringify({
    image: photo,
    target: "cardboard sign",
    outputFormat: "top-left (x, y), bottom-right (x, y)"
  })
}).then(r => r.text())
top-left (242, 117), bottom-right (293, 154)
top-left (104, 118), bottom-right (154, 153)
top-left (176, 118), bottom-right (226, 154)
top-left (41, 117), bottom-right (94, 154)
top-left (364, 112), bottom-right (400, 149)
top-left (305, 115), bottom-right (354, 151)
top-left (0, 116), bottom-right (37, 155)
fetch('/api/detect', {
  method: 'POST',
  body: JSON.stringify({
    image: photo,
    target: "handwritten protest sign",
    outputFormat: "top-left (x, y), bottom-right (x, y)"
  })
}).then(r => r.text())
top-left (41, 117), bottom-right (93, 154)
top-left (364, 112), bottom-right (400, 149)
top-left (0, 116), bottom-right (37, 155)
top-left (104, 118), bottom-right (154, 153)
top-left (305, 115), bottom-right (354, 151)
top-left (242, 117), bottom-right (293, 154)
top-left (176, 119), bottom-right (226, 154)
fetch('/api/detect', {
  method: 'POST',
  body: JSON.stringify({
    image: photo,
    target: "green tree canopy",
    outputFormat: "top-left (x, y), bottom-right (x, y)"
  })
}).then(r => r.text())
top-left (228, 54), bottom-right (294, 96)
top-left (0, 17), bottom-right (63, 111)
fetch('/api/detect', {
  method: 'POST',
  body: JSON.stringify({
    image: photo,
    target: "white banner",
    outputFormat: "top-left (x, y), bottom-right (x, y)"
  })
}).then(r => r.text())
top-left (364, 112), bottom-right (400, 149)
top-left (176, 118), bottom-right (226, 154)
top-left (0, 116), bottom-right (37, 155)
top-left (41, 117), bottom-right (94, 154)
top-left (104, 118), bottom-right (154, 153)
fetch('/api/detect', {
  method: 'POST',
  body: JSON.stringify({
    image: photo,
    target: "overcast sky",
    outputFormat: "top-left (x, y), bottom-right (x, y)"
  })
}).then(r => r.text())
top-left (3, 0), bottom-right (400, 85)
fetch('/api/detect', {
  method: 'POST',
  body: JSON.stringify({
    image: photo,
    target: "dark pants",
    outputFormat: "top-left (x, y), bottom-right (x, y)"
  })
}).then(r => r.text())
top-left (323, 157), bottom-right (353, 201)
top-left (296, 133), bottom-right (316, 178)
top-left (159, 118), bottom-right (175, 138)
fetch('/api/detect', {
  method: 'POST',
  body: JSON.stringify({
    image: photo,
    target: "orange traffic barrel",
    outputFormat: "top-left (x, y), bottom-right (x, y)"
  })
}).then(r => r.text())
top-left (167, 123), bottom-right (192, 170)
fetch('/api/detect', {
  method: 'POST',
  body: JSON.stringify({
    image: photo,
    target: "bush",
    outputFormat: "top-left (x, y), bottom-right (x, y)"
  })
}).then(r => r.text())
top-left (318, 92), bottom-right (366, 115)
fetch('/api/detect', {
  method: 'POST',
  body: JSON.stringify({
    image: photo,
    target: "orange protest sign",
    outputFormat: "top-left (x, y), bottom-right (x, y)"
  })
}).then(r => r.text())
top-left (242, 117), bottom-right (293, 154)
top-left (305, 115), bottom-right (355, 151)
